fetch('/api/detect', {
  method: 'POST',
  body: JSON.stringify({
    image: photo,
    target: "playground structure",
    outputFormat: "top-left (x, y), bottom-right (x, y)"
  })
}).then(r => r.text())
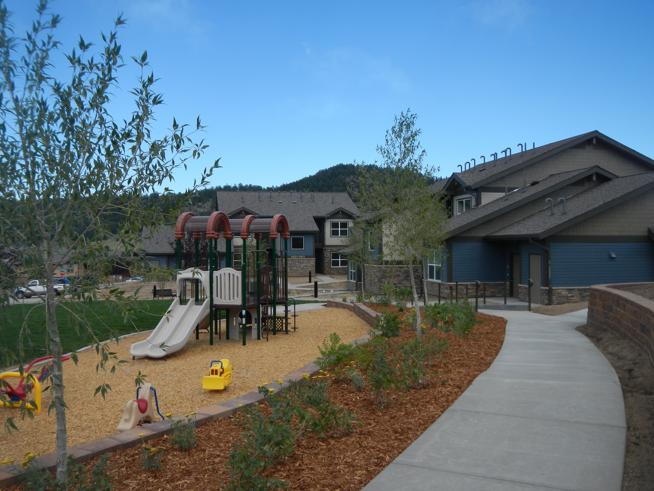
top-left (0, 355), bottom-right (70, 414)
top-left (202, 359), bottom-right (233, 391)
top-left (116, 383), bottom-right (164, 431)
top-left (131, 211), bottom-right (290, 359)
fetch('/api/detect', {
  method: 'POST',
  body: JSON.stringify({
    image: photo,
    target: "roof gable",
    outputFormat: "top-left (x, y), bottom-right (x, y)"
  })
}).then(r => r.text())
top-left (444, 166), bottom-right (616, 238)
top-left (489, 172), bottom-right (654, 239)
top-left (442, 131), bottom-right (654, 192)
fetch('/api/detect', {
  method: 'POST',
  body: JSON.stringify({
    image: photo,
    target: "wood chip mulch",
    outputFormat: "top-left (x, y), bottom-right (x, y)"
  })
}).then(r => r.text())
top-left (13, 308), bottom-right (506, 491)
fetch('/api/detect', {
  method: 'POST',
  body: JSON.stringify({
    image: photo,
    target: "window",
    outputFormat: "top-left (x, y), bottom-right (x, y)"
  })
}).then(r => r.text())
top-left (331, 252), bottom-right (348, 268)
top-left (348, 263), bottom-right (358, 282)
top-left (330, 221), bottom-right (349, 237)
top-left (291, 236), bottom-right (304, 250)
top-left (427, 252), bottom-right (443, 281)
top-left (232, 253), bottom-right (242, 267)
top-left (454, 195), bottom-right (473, 215)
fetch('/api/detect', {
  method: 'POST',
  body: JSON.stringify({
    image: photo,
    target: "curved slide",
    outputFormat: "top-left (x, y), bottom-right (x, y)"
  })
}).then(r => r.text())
top-left (130, 296), bottom-right (210, 359)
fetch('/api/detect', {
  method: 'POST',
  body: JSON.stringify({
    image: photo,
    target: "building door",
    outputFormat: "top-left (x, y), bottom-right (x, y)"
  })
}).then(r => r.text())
top-left (512, 254), bottom-right (520, 297)
top-left (529, 254), bottom-right (542, 304)
top-left (315, 248), bottom-right (324, 274)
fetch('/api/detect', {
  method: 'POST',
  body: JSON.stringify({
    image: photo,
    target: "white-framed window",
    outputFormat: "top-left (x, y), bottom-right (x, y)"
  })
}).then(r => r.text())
top-left (331, 252), bottom-right (348, 268)
top-left (290, 236), bottom-right (304, 250)
top-left (454, 195), bottom-right (473, 215)
top-left (427, 252), bottom-right (443, 281)
top-left (348, 263), bottom-right (357, 282)
top-left (330, 221), bottom-right (350, 237)
top-left (232, 252), bottom-right (242, 267)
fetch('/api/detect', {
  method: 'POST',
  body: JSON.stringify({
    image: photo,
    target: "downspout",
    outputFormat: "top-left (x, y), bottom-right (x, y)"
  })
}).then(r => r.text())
top-left (209, 238), bottom-right (214, 346)
top-left (284, 237), bottom-right (289, 334)
top-left (256, 235), bottom-right (261, 340)
top-left (272, 237), bottom-right (278, 335)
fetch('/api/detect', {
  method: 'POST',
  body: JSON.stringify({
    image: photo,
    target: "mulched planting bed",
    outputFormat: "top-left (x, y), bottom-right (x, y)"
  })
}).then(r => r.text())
top-left (11, 306), bottom-right (505, 490)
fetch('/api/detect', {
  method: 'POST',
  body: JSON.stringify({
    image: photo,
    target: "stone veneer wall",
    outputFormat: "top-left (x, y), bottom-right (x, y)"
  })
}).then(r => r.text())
top-left (322, 247), bottom-right (348, 275)
top-left (516, 284), bottom-right (591, 305)
top-left (587, 283), bottom-right (654, 366)
top-left (287, 256), bottom-right (315, 277)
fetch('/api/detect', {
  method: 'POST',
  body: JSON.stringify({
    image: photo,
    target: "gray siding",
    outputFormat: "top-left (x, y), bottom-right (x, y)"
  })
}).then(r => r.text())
top-left (550, 241), bottom-right (654, 286)
top-left (557, 190), bottom-right (654, 236)
top-left (460, 180), bottom-right (599, 237)
top-left (487, 142), bottom-right (650, 189)
top-left (450, 240), bottom-right (505, 282)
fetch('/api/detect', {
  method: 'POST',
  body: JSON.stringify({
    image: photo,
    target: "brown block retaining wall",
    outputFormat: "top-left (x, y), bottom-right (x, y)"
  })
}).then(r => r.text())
top-left (587, 283), bottom-right (654, 367)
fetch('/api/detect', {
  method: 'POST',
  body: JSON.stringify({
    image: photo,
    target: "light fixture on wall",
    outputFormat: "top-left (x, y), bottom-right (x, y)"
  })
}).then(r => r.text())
top-left (609, 251), bottom-right (617, 260)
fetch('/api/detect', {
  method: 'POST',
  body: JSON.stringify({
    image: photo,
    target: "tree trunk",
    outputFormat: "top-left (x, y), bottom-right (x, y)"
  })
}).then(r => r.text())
top-left (45, 282), bottom-right (68, 482)
top-left (408, 264), bottom-right (422, 338)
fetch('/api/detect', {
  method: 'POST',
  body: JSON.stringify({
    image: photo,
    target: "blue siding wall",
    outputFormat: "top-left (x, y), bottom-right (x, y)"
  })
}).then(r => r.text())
top-left (450, 240), bottom-right (505, 282)
top-left (287, 234), bottom-right (315, 257)
top-left (550, 242), bottom-right (654, 287)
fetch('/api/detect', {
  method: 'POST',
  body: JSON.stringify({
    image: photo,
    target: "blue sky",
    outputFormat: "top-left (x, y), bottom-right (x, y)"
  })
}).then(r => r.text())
top-left (6, 0), bottom-right (654, 191)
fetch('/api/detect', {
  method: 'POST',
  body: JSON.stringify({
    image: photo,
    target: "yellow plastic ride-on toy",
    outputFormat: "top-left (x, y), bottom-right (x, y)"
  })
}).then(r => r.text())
top-left (202, 359), bottom-right (232, 391)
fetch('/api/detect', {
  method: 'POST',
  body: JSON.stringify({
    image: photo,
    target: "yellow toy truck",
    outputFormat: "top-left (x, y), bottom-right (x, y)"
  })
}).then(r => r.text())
top-left (202, 359), bottom-right (232, 391)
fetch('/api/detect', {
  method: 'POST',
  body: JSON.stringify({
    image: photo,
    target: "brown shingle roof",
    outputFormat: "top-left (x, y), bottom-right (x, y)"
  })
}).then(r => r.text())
top-left (489, 172), bottom-right (654, 239)
top-left (217, 191), bottom-right (358, 233)
top-left (447, 130), bottom-right (654, 189)
top-left (444, 166), bottom-right (616, 238)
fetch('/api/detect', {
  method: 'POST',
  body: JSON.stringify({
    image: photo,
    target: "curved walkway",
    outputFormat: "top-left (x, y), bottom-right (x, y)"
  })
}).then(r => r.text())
top-left (365, 309), bottom-right (626, 491)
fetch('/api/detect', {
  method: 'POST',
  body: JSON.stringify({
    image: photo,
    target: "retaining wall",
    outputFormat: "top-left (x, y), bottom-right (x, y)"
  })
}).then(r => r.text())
top-left (587, 282), bottom-right (654, 367)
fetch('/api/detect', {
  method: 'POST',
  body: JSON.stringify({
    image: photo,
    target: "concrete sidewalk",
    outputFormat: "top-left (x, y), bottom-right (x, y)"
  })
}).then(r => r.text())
top-left (365, 309), bottom-right (626, 491)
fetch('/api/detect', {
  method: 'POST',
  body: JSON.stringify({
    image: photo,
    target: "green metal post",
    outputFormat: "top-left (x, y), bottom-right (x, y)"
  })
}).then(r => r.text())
top-left (226, 239), bottom-right (233, 267)
top-left (256, 236), bottom-right (261, 340)
top-left (241, 239), bottom-right (248, 346)
top-left (209, 239), bottom-right (214, 346)
top-left (175, 239), bottom-right (182, 269)
top-left (194, 237), bottom-right (200, 303)
top-left (272, 237), bottom-right (277, 335)
top-left (284, 238), bottom-right (289, 334)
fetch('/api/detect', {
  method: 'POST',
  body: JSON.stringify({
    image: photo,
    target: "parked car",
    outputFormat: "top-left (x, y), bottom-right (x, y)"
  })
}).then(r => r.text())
top-left (14, 280), bottom-right (65, 299)
top-left (126, 276), bottom-right (144, 283)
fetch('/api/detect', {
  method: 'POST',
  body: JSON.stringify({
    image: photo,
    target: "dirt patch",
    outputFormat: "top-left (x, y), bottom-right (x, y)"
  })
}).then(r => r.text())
top-left (578, 323), bottom-right (654, 491)
top-left (8, 312), bottom-right (505, 490)
top-left (0, 307), bottom-right (369, 463)
top-left (533, 302), bottom-right (587, 315)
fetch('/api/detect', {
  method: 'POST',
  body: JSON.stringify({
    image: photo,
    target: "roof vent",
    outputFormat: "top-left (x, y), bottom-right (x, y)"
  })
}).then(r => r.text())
top-left (480, 155), bottom-right (486, 164)
top-left (502, 147), bottom-right (512, 159)
top-left (491, 152), bottom-right (498, 161)
top-left (471, 157), bottom-right (476, 167)
top-left (558, 197), bottom-right (567, 215)
top-left (517, 143), bottom-right (524, 153)
top-left (545, 197), bottom-right (554, 215)
top-left (532, 142), bottom-right (536, 149)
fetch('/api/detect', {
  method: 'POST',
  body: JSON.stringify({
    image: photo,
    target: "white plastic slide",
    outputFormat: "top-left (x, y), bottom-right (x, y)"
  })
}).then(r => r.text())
top-left (130, 269), bottom-right (210, 359)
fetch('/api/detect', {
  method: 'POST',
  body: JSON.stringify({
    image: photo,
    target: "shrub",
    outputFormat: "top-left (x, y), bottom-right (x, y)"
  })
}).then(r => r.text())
top-left (425, 302), bottom-right (476, 336)
top-left (141, 445), bottom-right (164, 471)
top-left (318, 333), bottom-right (355, 370)
top-left (348, 368), bottom-right (365, 392)
top-left (21, 455), bottom-right (111, 491)
top-left (365, 339), bottom-right (395, 407)
top-left (373, 312), bottom-right (401, 338)
top-left (171, 415), bottom-right (197, 451)
top-left (379, 283), bottom-right (395, 305)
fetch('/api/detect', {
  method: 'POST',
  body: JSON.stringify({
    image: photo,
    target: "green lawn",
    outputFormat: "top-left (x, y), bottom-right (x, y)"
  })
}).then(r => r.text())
top-left (0, 299), bottom-right (171, 364)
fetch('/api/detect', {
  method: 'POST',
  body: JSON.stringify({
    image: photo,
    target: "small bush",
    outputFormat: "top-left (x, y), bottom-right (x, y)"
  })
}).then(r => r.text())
top-left (425, 301), bottom-right (476, 336)
top-left (373, 312), bottom-right (401, 338)
top-left (366, 339), bottom-right (395, 407)
top-left (399, 338), bottom-right (427, 388)
top-left (141, 445), bottom-right (164, 471)
top-left (318, 333), bottom-right (355, 369)
top-left (21, 455), bottom-right (111, 491)
top-left (171, 415), bottom-right (197, 451)
top-left (348, 368), bottom-right (365, 392)
top-left (226, 443), bottom-right (287, 491)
